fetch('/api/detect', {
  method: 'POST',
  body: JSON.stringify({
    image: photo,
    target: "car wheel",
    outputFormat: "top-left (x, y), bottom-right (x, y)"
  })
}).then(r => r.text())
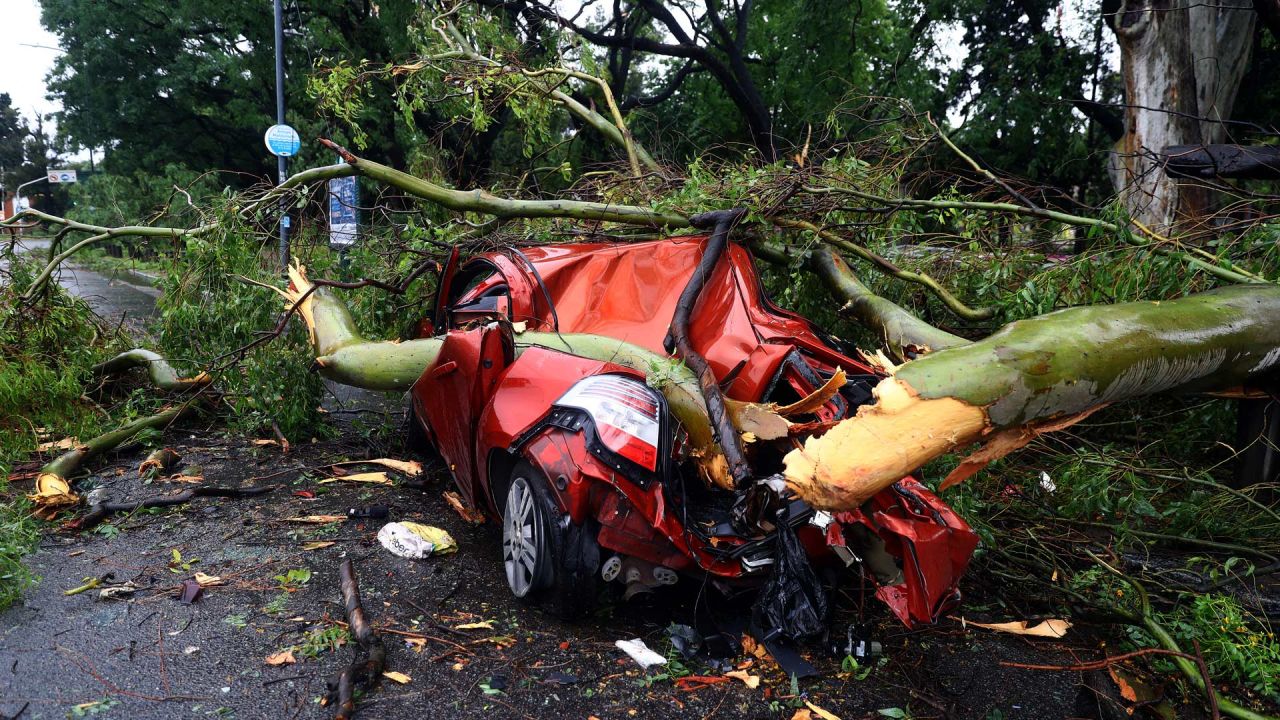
top-left (502, 460), bottom-right (599, 618)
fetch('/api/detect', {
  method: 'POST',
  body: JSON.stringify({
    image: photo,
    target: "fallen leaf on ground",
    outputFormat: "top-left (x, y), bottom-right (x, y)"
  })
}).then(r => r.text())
top-left (382, 671), bottom-right (412, 684)
top-left (959, 617), bottom-right (1072, 638)
top-left (329, 458), bottom-right (423, 477)
top-left (165, 474), bottom-right (204, 484)
top-left (724, 670), bottom-right (760, 689)
top-left (790, 711), bottom-right (813, 720)
top-left (265, 650), bottom-right (296, 666)
top-left (404, 637), bottom-right (427, 652)
top-left (193, 572), bottom-right (225, 587)
top-left (454, 620), bottom-right (495, 631)
top-left (674, 675), bottom-right (730, 691)
top-left (294, 490), bottom-right (316, 499)
top-left (252, 439), bottom-right (281, 447)
top-left (444, 491), bottom-right (485, 524)
top-left (804, 701), bottom-right (842, 720)
top-left (284, 515), bottom-right (346, 524)
top-left (37, 437), bottom-right (78, 452)
top-left (1110, 665), bottom-right (1138, 702)
top-left (318, 471), bottom-right (393, 486)
top-left (301, 541), bottom-right (335, 551)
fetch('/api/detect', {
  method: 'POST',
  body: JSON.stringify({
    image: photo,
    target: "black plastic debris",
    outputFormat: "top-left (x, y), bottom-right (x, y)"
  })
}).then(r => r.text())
top-left (177, 579), bottom-right (203, 605)
top-left (759, 632), bottom-right (819, 679)
top-left (667, 623), bottom-right (702, 660)
top-left (347, 505), bottom-right (389, 520)
top-left (542, 671), bottom-right (578, 686)
top-left (752, 510), bottom-right (829, 643)
top-left (695, 603), bottom-right (745, 659)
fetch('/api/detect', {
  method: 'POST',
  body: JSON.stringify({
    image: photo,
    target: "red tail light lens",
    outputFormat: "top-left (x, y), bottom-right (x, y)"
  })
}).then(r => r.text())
top-left (556, 375), bottom-right (662, 471)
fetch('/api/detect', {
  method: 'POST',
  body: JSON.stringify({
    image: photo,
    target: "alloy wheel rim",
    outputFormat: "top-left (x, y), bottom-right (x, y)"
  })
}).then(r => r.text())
top-left (503, 476), bottom-right (540, 597)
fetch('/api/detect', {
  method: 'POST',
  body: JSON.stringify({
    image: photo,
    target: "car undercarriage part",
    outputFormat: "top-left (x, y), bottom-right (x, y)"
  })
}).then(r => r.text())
top-left (664, 208), bottom-right (753, 487)
top-left (602, 554), bottom-right (680, 599)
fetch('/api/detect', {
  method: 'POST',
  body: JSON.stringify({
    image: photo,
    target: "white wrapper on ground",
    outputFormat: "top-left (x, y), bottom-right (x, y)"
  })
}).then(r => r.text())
top-left (377, 521), bottom-right (457, 559)
top-left (614, 638), bottom-right (668, 669)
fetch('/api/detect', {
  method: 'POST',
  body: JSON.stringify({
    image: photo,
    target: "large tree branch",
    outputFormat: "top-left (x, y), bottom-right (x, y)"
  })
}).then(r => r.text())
top-left (801, 186), bottom-right (1269, 285)
top-left (772, 217), bottom-right (996, 321)
top-left (751, 240), bottom-right (968, 360)
top-left (320, 140), bottom-right (686, 226)
top-left (783, 284), bottom-right (1280, 510)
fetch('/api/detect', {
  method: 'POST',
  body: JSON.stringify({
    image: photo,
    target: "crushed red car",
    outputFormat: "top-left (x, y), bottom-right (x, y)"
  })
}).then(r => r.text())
top-left (407, 224), bottom-right (978, 633)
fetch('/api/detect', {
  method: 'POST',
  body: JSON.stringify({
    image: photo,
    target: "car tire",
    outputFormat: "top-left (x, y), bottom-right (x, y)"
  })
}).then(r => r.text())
top-left (502, 460), bottom-right (599, 618)
top-left (403, 402), bottom-right (435, 460)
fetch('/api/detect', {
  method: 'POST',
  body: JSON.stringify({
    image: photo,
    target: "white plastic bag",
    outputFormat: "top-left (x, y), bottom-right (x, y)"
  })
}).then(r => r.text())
top-left (614, 638), bottom-right (667, 669)
top-left (377, 521), bottom-right (457, 559)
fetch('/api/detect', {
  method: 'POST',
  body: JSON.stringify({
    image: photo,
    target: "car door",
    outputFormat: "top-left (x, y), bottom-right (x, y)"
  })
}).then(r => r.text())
top-left (412, 323), bottom-right (513, 508)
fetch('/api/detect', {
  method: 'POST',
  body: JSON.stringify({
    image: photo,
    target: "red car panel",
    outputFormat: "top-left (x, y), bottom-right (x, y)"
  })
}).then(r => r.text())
top-left (411, 235), bottom-right (979, 628)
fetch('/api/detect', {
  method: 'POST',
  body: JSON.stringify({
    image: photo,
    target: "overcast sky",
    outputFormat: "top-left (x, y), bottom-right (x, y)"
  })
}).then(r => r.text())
top-left (1, 1), bottom-right (62, 123)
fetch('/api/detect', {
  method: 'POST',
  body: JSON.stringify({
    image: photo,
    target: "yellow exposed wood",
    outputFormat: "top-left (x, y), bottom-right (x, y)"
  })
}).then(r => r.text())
top-left (782, 377), bottom-right (987, 509)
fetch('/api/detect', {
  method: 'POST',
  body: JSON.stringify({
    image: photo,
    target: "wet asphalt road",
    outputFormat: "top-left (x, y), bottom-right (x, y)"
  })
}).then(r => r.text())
top-left (0, 251), bottom-right (1126, 719)
top-left (6, 237), bottom-right (159, 336)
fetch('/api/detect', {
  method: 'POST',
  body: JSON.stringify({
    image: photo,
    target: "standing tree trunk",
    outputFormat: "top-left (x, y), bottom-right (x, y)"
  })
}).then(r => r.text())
top-left (1109, 0), bottom-right (1255, 229)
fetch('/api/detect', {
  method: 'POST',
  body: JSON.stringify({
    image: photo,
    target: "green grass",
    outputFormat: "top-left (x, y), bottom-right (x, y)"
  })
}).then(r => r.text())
top-left (0, 253), bottom-right (130, 609)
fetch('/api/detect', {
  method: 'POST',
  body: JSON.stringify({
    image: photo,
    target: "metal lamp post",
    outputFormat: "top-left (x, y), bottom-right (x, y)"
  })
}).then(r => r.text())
top-left (273, 0), bottom-right (289, 269)
top-left (14, 176), bottom-right (49, 215)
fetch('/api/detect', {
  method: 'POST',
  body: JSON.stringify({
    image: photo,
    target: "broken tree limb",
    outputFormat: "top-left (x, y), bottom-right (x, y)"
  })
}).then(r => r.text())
top-left (64, 485), bottom-right (279, 532)
top-left (319, 140), bottom-right (686, 227)
top-left (771, 217), bottom-right (996, 321)
top-left (1088, 554), bottom-right (1278, 720)
top-left (30, 402), bottom-right (201, 518)
top-left (751, 240), bottom-right (967, 360)
top-left (4, 210), bottom-right (219, 302)
top-left (92, 349), bottom-right (212, 391)
top-left (801, 185), bottom-right (1268, 285)
top-left (327, 559), bottom-right (387, 720)
top-left (783, 284), bottom-right (1280, 510)
top-left (666, 209), bottom-right (753, 487)
top-left (433, 17), bottom-right (660, 173)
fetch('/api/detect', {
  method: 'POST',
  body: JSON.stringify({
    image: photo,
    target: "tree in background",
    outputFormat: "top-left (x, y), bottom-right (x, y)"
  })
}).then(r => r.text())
top-left (0, 94), bottom-right (26, 197)
top-left (38, 0), bottom-right (419, 186)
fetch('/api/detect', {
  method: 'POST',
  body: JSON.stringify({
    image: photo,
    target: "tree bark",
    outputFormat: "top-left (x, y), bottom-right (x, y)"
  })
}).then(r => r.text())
top-left (1109, 0), bottom-right (1255, 229)
top-left (783, 284), bottom-right (1280, 510)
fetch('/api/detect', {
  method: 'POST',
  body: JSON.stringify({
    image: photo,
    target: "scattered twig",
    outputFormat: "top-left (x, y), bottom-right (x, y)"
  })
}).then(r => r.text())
top-left (64, 485), bottom-right (279, 532)
top-left (326, 560), bottom-right (387, 720)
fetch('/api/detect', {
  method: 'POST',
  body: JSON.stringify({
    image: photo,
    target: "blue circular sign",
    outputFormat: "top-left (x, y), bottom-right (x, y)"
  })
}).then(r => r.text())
top-left (264, 124), bottom-right (302, 157)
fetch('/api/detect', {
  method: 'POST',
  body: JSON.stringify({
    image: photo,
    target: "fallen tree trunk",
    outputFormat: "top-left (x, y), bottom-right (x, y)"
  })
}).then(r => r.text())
top-left (30, 402), bottom-right (200, 518)
top-left (783, 284), bottom-right (1280, 510)
top-left (282, 265), bottom-right (1280, 507)
top-left (92, 349), bottom-right (212, 391)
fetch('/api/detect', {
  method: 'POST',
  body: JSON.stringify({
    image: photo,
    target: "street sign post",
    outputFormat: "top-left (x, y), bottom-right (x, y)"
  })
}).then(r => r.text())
top-left (47, 169), bottom-right (78, 184)
top-left (263, 124), bottom-right (301, 158)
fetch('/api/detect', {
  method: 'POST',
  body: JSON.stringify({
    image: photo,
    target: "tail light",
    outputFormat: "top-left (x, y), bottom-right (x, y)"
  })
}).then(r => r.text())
top-left (556, 374), bottom-right (662, 471)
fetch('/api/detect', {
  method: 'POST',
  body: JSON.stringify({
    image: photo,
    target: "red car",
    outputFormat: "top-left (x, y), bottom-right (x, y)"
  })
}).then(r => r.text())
top-left (407, 229), bottom-right (977, 629)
